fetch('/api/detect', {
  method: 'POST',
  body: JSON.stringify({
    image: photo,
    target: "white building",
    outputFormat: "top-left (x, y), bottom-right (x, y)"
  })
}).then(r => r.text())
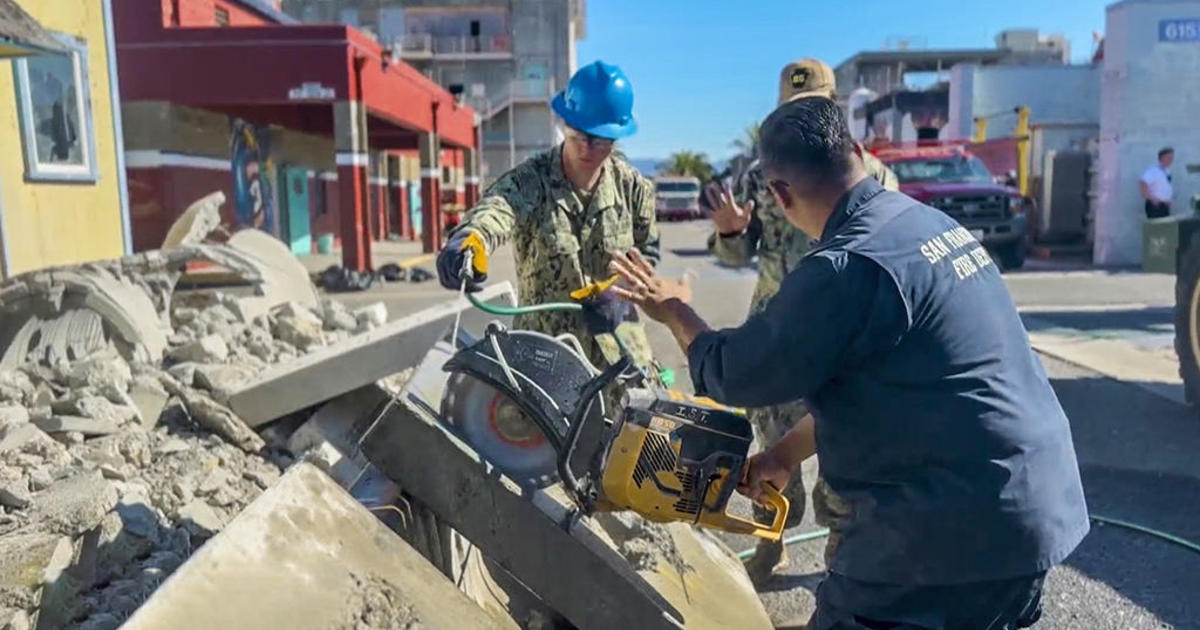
top-left (284, 0), bottom-right (586, 184)
top-left (1095, 0), bottom-right (1200, 265)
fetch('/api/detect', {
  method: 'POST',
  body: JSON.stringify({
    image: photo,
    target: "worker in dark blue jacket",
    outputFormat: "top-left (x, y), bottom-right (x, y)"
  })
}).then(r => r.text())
top-left (609, 96), bottom-right (1089, 630)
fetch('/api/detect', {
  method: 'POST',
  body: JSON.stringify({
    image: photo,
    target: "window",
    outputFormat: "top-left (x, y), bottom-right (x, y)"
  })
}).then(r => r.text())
top-left (215, 7), bottom-right (230, 26)
top-left (889, 157), bottom-right (995, 184)
top-left (13, 32), bottom-right (98, 182)
top-left (655, 182), bottom-right (701, 193)
top-left (315, 179), bottom-right (328, 215)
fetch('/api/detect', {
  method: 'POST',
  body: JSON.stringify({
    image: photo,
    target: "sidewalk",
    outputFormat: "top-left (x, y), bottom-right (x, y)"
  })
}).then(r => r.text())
top-left (298, 239), bottom-right (432, 275)
top-left (1021, 310), bottom-right (1185, 406)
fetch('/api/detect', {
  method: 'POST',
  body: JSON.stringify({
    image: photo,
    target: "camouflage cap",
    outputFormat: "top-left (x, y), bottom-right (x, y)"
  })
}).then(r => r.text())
top-left (778, 58), bottom-right (836, 104)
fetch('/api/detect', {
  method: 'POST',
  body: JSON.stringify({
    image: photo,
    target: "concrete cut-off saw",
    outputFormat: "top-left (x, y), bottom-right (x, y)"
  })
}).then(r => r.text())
top-left (439, 266), bottom-right (788, 541)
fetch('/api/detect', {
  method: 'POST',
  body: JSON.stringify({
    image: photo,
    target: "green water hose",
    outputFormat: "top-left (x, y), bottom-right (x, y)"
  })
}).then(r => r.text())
top-left (463, 291), bottom-right (676, 386)
top-left (466, 290), bottom-right (581, 315)
top-left (736, 514), bottom-right (1200, 561)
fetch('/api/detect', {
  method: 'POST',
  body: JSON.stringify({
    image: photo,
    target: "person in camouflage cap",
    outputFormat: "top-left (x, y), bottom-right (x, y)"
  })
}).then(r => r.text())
top-left (707, 58), bottom-right (899, 584)
top-left (437, 61), bottom-right (661, 396)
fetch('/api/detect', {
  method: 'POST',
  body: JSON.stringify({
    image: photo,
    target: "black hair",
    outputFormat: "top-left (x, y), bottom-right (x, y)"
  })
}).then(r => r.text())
top-left (758, 97), bottom-right (855, 191)
top-left (1159, 147), bottom-right (1175, 158)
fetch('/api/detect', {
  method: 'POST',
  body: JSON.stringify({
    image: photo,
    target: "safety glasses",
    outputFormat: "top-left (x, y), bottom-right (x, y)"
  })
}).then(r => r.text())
top-left (564, 126), bottom-right (615, 151)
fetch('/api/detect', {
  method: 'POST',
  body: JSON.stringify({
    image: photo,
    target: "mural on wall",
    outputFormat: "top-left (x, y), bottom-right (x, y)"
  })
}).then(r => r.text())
top-left (230, 118), bottom-right (277, 232)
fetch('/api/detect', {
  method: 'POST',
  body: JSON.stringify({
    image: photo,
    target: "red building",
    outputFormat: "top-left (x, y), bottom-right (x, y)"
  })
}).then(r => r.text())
top-left (112, 0), bottom-right (480, 269)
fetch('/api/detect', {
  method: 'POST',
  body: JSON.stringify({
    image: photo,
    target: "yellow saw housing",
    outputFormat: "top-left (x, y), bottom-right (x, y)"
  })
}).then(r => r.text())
top-left (596, 390), bottom-right (788, 541)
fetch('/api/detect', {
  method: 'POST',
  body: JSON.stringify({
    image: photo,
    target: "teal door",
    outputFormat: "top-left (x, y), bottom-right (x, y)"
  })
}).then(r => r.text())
top-left (283, 167), bottom-right (311, 254)
top-left (409, 184), bottom-right (423, 239)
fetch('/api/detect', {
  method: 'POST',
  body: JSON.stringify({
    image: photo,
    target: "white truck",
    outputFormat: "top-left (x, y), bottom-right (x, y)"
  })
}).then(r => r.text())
top-left (653, 175), bottom-right (702, 222)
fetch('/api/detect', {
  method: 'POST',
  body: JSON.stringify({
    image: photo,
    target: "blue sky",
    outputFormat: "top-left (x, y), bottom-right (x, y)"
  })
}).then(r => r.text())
top-left (577, 0), bottom-right (1112, 161)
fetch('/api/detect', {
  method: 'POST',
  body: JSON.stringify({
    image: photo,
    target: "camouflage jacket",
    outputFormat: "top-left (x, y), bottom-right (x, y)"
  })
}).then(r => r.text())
top-left (454, 145), bottom-right (661, 372)
top-left (712, 149), bottom-right (899, 314)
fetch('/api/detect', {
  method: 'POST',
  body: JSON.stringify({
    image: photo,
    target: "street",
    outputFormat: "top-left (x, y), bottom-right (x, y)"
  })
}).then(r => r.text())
top-left (351, 220), bottom-right (1200, 629)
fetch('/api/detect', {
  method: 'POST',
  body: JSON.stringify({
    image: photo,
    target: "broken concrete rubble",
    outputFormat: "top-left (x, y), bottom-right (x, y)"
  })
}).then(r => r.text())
top-left (161, 191), bottom-right (225, 249)
top-left (167, 334), bottom-right (229, 364)
top-left (227, 282), bottom-right (517, 427)
top-left (0, 267), bottom-right (170, 368)
top-left (127, 377), bottom-right (168, 430)
top-left (30, 473), bottom-right (120, 537)
top-left (0, 406), bottom-right (28, 428)
top-left (353, 302), bottom-right (388, 329)
top-left (192, 363), bottom-right (256, 403)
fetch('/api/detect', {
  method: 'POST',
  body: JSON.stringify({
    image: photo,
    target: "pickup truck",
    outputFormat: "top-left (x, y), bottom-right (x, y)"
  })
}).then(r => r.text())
top-left (878, 146), bottom-right (1032, 269)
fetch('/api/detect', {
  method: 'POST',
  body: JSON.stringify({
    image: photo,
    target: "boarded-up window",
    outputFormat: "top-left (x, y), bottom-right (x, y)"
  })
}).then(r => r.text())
top-left (215, 7), bottom-right (230, 26)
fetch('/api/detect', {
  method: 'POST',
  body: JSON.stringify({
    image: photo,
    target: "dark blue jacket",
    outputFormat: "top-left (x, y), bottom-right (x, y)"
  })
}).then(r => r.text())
top-left (688, 178), bottom-right (1089, 585)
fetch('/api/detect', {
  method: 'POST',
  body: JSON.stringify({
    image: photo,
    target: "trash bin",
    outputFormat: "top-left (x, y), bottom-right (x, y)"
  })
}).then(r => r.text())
top-left (1143, 215), bottom-right (1200, 274)
top-left (316, 233), bottom-right (335, 254)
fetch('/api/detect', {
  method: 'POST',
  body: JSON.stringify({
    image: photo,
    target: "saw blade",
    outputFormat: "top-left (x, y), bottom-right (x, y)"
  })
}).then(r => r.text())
top-left (441, 372), bottom-right (560, 488)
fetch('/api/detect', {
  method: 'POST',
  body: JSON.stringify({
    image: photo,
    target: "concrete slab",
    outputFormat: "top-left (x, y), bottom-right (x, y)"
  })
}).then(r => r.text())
top-left (226, 282), bottom-right (517, 427)
top-left (362, 396), bottom-right (686, 630)
top-left (122, 463), bottom-right (515, 630)
top-left (361, 338), bottom-right (773, 630)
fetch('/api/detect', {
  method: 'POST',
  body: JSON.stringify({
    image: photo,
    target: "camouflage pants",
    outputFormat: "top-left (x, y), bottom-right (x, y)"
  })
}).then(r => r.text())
top-left (748, 401), bottom-right (808, 530)
top-left (749, 401), bottom-right (853, 569)
top-left (812, 476), bottom-right (852, 568)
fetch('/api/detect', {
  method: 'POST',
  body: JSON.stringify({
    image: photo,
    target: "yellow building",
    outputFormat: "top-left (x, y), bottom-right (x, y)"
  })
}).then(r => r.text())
top-left (0, 0), bottom-right (129, 278)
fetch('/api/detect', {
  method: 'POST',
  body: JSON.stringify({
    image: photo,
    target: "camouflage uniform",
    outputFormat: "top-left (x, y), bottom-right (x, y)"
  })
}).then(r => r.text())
top-left (453, 145), bottom-right (661, 398)
top-left (711, 149), bottom-right (899, 554)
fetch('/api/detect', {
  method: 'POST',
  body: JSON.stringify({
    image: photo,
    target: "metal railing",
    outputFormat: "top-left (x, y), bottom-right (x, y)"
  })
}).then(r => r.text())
top-left (467, 79), bottom-right (556, 120)
top-left (397, 33), bottom-right (513, 57)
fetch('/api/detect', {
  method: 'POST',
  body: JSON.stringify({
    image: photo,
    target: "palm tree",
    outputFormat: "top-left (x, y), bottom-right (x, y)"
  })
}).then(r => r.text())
top-left (730, 123), bottom-right (761, 158)
top-left (659, 151), bottom-right (715, 182)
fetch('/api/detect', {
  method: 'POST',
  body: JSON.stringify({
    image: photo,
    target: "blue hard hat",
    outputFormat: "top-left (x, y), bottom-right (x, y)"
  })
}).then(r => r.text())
top-left (551, 60), bottom-right (637, 140)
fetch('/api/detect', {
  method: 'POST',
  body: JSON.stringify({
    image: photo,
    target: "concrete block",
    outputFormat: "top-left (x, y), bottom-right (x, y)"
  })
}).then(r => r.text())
top-left (271, 307), bottom-right (323, 350)
top-left (223, 296), bottom-right (271, 325)
top-left (128, 377), bottom-right (168, 430)
top-left (353, 302), bottom-right (388, 328)
top-left (361, 350), bottom-right (774, 630)
top-left (0, 532), bottom-right (73, 615)
top-left (193, 364), bottom-right (257, 403)
top-left (167, 335), bottom-right (228, 364)
top-left (121, 463), bottom-right (516, 630)
top-left (0, 424), bottom-right (48, 454)
top-left (227, 282), bottom-right (517, 427)
top-left (0, 405), bottom-right (29, 428)
top-left (361, 396), bottom-right (686, 630)
top-left (0, 480), bottom-right (31, 510)
top-left (30, 472), bottom-right (119, 537)
top-left (177, 500), bottom-right (225, 537)
top-left (286, 386), bottom-right (390, 458)
top-left (32, 416), bottom-right (120, 437)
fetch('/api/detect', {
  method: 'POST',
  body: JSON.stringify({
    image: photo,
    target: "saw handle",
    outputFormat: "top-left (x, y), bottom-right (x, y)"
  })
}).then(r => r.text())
top-left (707, 482), bottom-right (790, 542)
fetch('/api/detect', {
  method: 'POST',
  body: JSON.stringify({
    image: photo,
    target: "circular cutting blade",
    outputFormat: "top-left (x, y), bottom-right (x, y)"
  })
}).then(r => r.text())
top-left (441, 372), bottom-right (560, 488)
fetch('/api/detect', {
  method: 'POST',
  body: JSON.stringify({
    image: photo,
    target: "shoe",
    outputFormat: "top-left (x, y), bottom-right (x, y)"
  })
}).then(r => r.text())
top-left (743, 539), bottom-right (788, 586)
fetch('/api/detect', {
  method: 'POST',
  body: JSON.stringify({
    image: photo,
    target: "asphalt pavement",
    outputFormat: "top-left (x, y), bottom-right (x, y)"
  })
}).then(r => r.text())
top-left (336, 220), bottom-right (1200, 629)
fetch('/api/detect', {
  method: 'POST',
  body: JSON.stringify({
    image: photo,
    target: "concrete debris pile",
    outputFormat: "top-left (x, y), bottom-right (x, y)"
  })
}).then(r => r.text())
top-left (0, 225), bottom-right (396, 629)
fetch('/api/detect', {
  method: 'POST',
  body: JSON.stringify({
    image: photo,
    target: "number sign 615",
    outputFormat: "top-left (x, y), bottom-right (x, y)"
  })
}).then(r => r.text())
top-left (1161, 18), bottom-right (1200, 42)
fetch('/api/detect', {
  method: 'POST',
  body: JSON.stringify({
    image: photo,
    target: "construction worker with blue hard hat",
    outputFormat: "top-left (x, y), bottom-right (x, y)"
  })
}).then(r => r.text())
top-left (437, 60), bottom-right (665, 399)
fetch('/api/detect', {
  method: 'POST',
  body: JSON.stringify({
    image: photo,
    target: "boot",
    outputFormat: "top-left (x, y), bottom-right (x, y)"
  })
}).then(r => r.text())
top-left (743, 539), bottom-right (788, 586)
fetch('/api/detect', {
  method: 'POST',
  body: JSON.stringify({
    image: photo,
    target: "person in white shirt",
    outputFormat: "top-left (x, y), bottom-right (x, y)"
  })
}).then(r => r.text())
top-left (1141, 147), bottom-right (1175, 219)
